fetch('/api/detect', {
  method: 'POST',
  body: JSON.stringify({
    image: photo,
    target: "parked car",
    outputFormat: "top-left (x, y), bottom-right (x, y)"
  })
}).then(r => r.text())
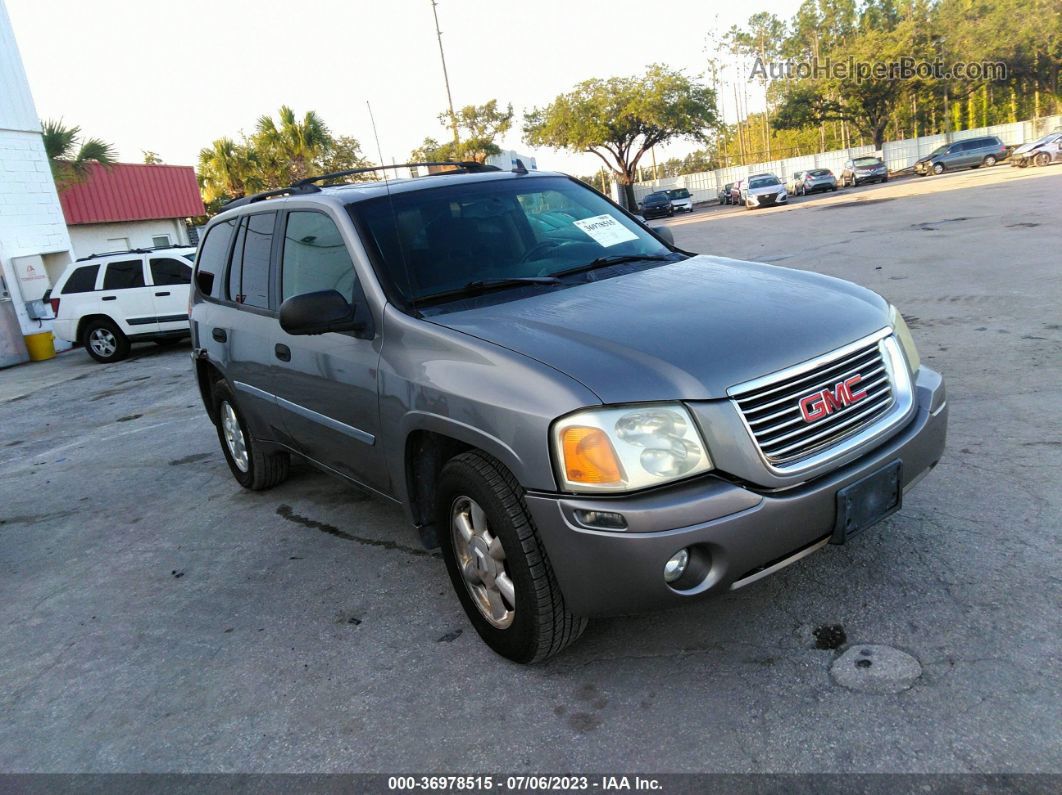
top-left (727, 180), bottom-right (745, 205)
top-left (190, 163), bottom-right (946, 663)
top-left (795, 168), bottom-right (839, 194)
top-left (1010, 132), bottom-right (1062, 168)
top-left (786, 170), bottom-right (807, 195)
top-left (914, 136), bottom-right (1007, 175)
top-left (665, 188), bottom-right (694, 213)
top-left (841, 157), bottom-right (888, 186)
top-left (639, 191), bottom-right (674, 219)
top-left (718, 182), bottom-right (735, 204)
top-left (741, 174), bottom-right (788, 208)
top-left (48, 246), bottom-right (196, 362)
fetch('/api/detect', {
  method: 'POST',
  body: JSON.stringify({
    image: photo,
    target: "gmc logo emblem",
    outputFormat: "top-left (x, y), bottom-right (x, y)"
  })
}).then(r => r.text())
top-left (799, 375), bottom-right (868, 423)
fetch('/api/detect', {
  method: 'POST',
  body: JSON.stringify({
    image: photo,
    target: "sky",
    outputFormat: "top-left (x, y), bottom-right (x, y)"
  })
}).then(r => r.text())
top-left (6, 0), bottom-right (802, 177)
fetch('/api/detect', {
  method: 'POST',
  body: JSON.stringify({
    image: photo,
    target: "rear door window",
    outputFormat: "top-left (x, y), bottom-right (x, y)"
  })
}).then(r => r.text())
top-left (102, 260), bottom-right (146, 290)
top-left (195, 218), bottom-right (237, 297)
top-left (150, 258), bottom-right (192, 285)
top-left (227, 212), bottom-right (275, 309)
top-left (61, 264), bottom-right (99, 294)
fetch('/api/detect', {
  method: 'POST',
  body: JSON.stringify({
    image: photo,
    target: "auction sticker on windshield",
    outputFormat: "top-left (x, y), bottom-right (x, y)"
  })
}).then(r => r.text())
top-left (573, 214), bottom-right (639, 247)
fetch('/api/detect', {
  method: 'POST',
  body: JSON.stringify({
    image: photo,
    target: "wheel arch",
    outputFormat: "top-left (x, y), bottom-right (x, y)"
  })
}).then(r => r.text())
top-left (194, 357), bottom-right (226, 425)
top-left (76, 313), bottom-right (120, 343)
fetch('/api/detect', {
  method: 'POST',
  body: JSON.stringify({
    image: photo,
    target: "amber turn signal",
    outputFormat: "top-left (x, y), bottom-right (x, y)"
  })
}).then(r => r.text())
top-left (561, 426), bottom-right (625, 485)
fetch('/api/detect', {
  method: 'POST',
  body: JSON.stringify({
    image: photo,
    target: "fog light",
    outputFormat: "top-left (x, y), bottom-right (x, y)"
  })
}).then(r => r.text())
top-left (664, 548), bottom-right (690, 583)
top-left (574, 509), bottom-right (627, 530)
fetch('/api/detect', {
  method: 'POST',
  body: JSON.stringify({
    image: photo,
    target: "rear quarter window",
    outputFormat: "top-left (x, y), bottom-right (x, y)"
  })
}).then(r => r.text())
top-left (195, 218), bottom-right (237, 298)
top-left (61, 264), bottom-right (99, 294)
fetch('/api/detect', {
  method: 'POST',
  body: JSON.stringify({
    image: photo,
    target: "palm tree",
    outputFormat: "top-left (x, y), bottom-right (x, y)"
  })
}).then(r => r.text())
top-left (197, 137), bottom-right (262, 204)
top-left (42, 119), bottom-right (117, 189)
top-left (252, 105), bottom-right (332, 183)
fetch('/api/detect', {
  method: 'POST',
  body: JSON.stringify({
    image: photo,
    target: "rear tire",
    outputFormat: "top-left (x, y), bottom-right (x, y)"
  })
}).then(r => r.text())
top-left (83, 318), bottom-right (130, 363)
top-left (437, 451), bottom-right (586, 663)
top-left (211, 380), bottom-right (289, 490)
top-left (983, 155), bottom-right (997, 167)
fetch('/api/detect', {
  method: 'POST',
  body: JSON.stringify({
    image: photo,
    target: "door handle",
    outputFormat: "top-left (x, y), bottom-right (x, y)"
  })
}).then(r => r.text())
top-left (102, 296), bottom-right (117, 301)
top-left (212, 328), bottom-right (227, 342)
top-left (274, 343), bottom-right (291, 362)
top-left (155, 291), bottom-right (170, 297)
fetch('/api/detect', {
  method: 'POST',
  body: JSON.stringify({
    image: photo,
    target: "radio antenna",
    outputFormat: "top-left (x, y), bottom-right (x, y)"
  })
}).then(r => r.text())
top-left (366, 100), bottom-right (416, 307)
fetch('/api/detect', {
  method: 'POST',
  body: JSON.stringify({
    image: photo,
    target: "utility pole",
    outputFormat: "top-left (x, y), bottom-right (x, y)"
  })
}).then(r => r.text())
top-left (431, 0), bottom-right (460, 147)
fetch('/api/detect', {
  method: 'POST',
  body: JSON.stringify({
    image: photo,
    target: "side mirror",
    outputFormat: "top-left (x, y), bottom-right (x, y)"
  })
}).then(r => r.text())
top-left (655, 226), bottom-right (675, 246)
top-left (279, 289), bottom-right (363, 336)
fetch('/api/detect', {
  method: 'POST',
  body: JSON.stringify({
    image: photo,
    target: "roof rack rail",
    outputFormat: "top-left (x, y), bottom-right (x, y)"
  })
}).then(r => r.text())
top-left (75, 243), bottom-right (195, 262)
top-left (222, 161), bottom-right (502, 209)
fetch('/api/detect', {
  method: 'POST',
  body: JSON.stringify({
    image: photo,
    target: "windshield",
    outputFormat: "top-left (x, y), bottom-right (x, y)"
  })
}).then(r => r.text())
top-left (749, 177), bottom-right (780, 189)
top-left (666, 188), bottom-right (690, 199)
top-left (928, 145), bottom-right (949, 156)
top-left (808, 169), bottom-right (832, 176)
top-left (645, 193), bottom-right (667, 202)
top-left (350, 176), bottom-right (672, 306)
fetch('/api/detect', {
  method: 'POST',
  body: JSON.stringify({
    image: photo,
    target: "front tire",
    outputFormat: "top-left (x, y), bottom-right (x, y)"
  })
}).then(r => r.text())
top-left (212, 380), bottom-right (289, 490)
top-left (437, 451), bottom-right (586, 663)
top-left (1034, 152), bottom-right (1051, 167)
top-left (933, 162), bottom-right (945, 175)
top-left (83, 318), bottom-right (130, 363)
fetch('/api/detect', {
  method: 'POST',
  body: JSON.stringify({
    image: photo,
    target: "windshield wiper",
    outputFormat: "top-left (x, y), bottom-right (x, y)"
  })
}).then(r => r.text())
top-left (413, 276), bottom-right (561, 307)
top-left (547, 253), bottom-right (676, 279)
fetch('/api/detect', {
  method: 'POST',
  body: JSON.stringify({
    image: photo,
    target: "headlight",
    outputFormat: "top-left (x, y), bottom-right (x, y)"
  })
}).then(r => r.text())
top-left (890, 304), bottom-right (920, 374)
top-left (552, 403), bottom-right (713, 493)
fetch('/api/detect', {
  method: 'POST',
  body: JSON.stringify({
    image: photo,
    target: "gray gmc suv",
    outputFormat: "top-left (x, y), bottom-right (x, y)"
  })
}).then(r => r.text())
top-left (189, 162), bottom-right (947, 663)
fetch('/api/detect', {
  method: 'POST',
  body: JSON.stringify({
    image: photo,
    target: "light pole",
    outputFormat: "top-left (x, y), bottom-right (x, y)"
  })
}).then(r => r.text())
top-left (431, 0), bottom-right (460, 147)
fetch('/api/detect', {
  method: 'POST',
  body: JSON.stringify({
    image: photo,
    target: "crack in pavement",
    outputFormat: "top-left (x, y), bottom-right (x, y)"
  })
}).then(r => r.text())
top-left (275, 504), bottom-right (439, 559)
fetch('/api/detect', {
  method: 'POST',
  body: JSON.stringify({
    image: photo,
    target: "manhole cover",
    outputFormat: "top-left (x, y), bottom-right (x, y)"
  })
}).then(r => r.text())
top-left (829, 644), bottom-right (922, 693)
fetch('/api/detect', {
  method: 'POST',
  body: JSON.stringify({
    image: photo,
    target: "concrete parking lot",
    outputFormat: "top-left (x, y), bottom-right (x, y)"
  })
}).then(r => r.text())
top-left (1, 164), bottom-right (1060, 774)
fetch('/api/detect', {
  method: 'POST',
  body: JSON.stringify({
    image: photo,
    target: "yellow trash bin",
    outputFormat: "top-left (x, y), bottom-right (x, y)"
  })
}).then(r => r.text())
top-left (23, 331), bottom-right (56, 362)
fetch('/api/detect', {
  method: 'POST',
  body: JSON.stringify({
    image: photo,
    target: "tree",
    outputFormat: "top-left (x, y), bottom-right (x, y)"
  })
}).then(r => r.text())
top-left (252, 105), bottom-right (332, 183)
top-left (410, 100), bottom-right (515, 164)
top-left (773, 3), bottom-right (917, 149)
top-left (142, 150), bottom-right (163, 164)
top-left (196, 137), bottom-right (262, 205)
top-left (41, 119), bottom-right (117, 190)
top-left (727, 12), bottom-right (787, 159)
top-left (524, 65), bottom-right (720, 207)
top-left (317, 135), bottom-right (377, 182)
top-left (196, 107), bottom-right (377, 207)
top-left (446, 100), bottom-right (514, 162)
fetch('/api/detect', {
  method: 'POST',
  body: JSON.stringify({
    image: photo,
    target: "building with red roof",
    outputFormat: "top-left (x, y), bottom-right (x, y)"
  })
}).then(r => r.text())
top-left (59, 162), bottom-right (205, 259)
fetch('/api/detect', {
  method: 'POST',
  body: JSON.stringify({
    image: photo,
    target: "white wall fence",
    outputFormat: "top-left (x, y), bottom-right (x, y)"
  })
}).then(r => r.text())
top-left (632, 114), bottom-right (1062, 205)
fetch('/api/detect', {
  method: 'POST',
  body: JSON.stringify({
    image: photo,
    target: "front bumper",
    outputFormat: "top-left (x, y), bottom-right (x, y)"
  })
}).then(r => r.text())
top-left (751, 193), bottom-right (786, 207)
top-left (526, 367), bottom-right (947, 616)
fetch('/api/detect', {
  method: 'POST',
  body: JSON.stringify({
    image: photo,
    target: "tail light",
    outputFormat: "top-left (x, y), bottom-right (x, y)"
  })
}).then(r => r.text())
top-left (49, 297), bottom-right (61, 315)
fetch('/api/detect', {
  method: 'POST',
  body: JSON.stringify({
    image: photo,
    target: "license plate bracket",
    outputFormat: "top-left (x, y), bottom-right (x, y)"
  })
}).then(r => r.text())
top-left (832, 460), bottom-right (903, 544)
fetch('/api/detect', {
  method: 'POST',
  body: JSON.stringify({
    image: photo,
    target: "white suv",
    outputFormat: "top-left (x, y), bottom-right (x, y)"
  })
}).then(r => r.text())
top-left (48, 246), bottom-right (196, 362)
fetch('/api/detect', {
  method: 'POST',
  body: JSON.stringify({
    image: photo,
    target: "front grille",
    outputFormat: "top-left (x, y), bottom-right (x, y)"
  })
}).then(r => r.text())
top-left (731, 337), bottom-right (894, 466)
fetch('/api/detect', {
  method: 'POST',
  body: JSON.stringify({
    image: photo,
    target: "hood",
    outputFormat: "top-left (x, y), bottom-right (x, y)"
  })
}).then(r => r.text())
top-left (430, 255), bottom-right (891, 404)
top-left (1012, 141), bottom-right (1043, 155)
top-left (748, 183), bottom-right (784, 195)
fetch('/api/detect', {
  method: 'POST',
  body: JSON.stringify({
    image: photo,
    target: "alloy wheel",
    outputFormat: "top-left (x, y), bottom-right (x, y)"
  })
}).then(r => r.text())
top-left (451, 496), bottom-right (515, 629)
top-left (89, 328), bottom-right (117, 358)
top-left (220, 401), bottom-right (249, 472)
